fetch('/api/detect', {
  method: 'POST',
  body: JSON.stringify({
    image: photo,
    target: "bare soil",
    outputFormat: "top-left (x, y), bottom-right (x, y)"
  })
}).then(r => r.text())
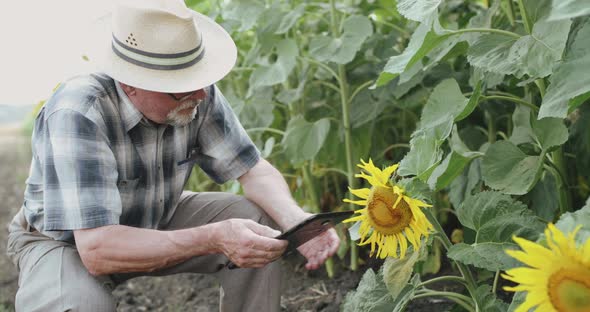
top-left (0, 129), bottom-right (455, 312)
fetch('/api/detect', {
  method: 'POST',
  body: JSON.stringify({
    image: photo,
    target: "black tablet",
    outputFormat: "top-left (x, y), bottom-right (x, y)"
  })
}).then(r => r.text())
top-left (227, 210), bottom-right (354, 269)
top-left (277, 210), bottom-right (355, 253)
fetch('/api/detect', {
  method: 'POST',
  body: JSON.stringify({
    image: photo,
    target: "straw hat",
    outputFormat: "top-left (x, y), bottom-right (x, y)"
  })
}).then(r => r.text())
top-left (88, 0), bottom-right (237, 93)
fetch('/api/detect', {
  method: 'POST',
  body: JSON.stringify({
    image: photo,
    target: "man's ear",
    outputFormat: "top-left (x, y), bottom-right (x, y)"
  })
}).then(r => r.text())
top-left (119, 82), bottom-right (136, 96)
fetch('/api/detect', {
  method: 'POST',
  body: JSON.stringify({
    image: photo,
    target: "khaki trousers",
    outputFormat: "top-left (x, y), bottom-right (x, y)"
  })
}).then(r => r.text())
top-left (6, 192), bottom-right (282, 312)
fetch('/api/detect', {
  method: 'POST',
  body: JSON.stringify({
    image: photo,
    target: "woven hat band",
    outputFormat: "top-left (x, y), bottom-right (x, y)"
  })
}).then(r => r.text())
top-left (111, 34), bottom-right (205, 70)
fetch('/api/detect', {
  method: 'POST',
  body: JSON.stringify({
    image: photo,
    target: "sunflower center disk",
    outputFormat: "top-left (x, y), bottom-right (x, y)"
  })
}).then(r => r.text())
top-left (366, 186), bottom-right (412, 235)
top-left (548, 269), bottom-right (590, 312)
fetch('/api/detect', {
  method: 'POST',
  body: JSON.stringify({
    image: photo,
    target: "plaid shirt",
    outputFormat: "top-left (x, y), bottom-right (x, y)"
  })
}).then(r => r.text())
top-left (22, 73), bottom-right (260, 242)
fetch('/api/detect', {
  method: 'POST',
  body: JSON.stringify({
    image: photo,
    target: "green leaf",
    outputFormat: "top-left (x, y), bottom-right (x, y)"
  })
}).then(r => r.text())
top-left (548, 0), bottom-right (590, 21)
top-left (468, 18), bottom-right (571, 79)
top-left (222, 0), bottom-right (265, 31)
top-left (554, 200), bottom-right (590, 247)
top-left (455, 80), bottom-right (482, 121)
top-left (508, 292), bottom-right (527, 312)
top-left (448, 243), bottom-right (521, 271)
top-left (281, 116), bottom-right (330, 167)
top-left (509, 106), bottom-right (535, 146)
top-left (232, 87), bottom-right (275, 129)
top-left (274, 4), bottom-right (305, 34)
top-left (449, 159), bottom-right (482, 209)
top-left (474, 285), bottom-right (510, 312)
top-left (391, 275), bottom-right (421, 312)
top-left (570, 104), bottom-right (590, 179)
top-left (531, 117), bottom-right (569, 151)
top-left (382, 249), bottom-right (422, 298)
top-left (398, 133), bottom-right (443, 179)
top-left (309, 15), bottom-right (373, 64)
top-left (417, 79), bottom-right (469, 140)
top-left (376, 15), bottom-right (453, 87)
top-left (449, 191), bottom-right (545, 271)
top-left (455, 191), bottom-right (528, 230)
top-left (249, 39), bottom-right (298, 91)
top-left (427, 153), bottom-right (472, 191)
top-left (528, 172), bottom-right (559, 221)
top-left (341, 268), bottom-right (396, 312)
top-left (427, 127), bottom-right (483, 191)
top-left (540, 18), bottom-right (590, 118)
top-left (397, 0), bottom-right (442, 22)
top-left (481, 141), bottom-right (544, 195)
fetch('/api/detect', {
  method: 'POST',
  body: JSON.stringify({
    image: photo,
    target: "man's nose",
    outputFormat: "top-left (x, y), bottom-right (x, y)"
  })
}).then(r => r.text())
top-left (193, 89), bottom-right (207, 100)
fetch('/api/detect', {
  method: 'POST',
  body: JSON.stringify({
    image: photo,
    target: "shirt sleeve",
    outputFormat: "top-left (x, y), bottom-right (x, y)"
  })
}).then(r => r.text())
top-left (40, 108), bottom-right (121, 230)
top-left (195, 86), bottom-right (261, 184)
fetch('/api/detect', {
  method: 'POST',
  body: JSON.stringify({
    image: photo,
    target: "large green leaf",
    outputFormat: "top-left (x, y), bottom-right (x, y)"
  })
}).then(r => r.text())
top-left (391, 275), bottom-right (421, 312)
top-left (427, 127), bottom-right (483, 191)
top-left (449, 191), bottom-right (545, 271)
top-left (540, 18), bottom-right (590, 118)
top-left (376, 14), bottom-right (453, 87)
top-left (449, 159), bottom-right (482, 209)
top-left (554, 200), bottom-right (590, 246)
top-left (397, 0), bottom-right (442, 22)
top-left (508, 292), bottom-right (527, 312)
top-left (448, 243), bottom-right (521, 271)
top-left (481, 141), bottom-right (544, 195)
top-left (570, 104), bottom-right (590, 179)
top-left (467, 18), bottom-right (571, 79)
top-left (531, 117), bottom-right (569, 151)
top-left (509, 106), bottom-right (535, 146)
top-left (383, 249), bottom-right (422, 298)
top-left (281, 116), bottom-right (330, 167)
top-left (417, 79), bottom-right (469, 140)
top-left (455, 191), bottom-right (528, 230)
top-left (231, 87), bottom-right (275, 129)
top-left (274, 4), bottom-right (305, 34)
top-left (341, 268), bottom-right (395, 312)
top-left (474, 285), bottom-right (510, 312)
top-left (528, 172), bottom-right (559, 221)
top-left (548, 0), bottom-right (590, 21)
top-left (398, 133), bottom-right (443, 179)
top-left (309, 15), bottom-right (373, 64)
top-left (249, 39), bottom-right (298, 91)
top-left (222, 0), bottom-right (265, 31)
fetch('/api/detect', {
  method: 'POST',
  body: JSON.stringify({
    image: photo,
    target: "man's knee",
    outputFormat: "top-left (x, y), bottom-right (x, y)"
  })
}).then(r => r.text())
top-left (15, 246), bottom-right (116, 312)
top-left (229, 196), bottom-right (279, 230)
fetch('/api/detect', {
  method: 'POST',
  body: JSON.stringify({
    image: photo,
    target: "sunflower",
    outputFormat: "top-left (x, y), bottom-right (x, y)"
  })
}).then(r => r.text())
top-left (343, 159), bottom-right (433, 259)
top-left (503, 224), bottom-right (590, 312)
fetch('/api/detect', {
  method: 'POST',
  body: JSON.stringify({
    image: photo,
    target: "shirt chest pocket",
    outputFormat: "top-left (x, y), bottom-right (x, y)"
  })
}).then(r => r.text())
top-left (117, 178), bottom-right (140, 209)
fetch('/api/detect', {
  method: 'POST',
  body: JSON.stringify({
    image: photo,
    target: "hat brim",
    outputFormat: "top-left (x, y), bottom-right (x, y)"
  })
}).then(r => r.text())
top-left (86, 11), bottom-right (237, 93)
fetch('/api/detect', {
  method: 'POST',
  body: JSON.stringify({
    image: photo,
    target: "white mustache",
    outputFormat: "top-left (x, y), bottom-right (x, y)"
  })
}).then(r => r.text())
top-left (174, 98), bottom-right (202, 112)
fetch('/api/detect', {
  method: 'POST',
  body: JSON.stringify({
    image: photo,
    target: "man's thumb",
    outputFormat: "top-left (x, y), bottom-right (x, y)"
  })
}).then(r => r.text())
top-left (248, 222), bottom-right (281, 238)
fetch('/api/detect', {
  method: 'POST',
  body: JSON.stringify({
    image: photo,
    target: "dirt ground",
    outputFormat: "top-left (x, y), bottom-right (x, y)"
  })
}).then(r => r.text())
top-left (0, 129), bottom-right (455, 312)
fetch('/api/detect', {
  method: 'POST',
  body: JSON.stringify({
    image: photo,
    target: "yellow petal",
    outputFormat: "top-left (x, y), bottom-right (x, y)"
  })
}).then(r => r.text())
top-left (349, 187), bottom-right (371, 199)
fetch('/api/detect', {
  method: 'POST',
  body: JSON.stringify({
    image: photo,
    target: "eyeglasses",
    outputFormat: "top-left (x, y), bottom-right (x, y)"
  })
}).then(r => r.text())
top-left (166, 90), bottom-right (199, 102)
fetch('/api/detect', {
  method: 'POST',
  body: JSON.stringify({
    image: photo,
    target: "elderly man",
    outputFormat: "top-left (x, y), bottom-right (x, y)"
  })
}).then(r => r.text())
top-left (6, 1), bottom-right (339, 311)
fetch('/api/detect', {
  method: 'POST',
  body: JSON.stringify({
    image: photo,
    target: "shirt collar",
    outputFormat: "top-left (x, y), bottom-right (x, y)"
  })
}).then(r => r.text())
top-left (115, 81), bottom-right (144, 132)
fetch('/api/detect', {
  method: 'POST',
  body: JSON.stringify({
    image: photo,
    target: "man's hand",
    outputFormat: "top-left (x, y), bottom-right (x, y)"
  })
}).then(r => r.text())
top-left (297, 227), bottom-right (340, 270)
top-left (213, 219), bottom-right (288, 268)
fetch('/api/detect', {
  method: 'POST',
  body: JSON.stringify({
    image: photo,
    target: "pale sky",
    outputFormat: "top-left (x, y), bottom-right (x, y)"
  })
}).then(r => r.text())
top-left (0, 1), bottom-right (119, 106)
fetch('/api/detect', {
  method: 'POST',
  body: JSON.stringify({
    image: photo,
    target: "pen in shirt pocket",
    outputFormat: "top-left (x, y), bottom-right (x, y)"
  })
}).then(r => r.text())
top-left (178, 146), bottom-right (200, 166)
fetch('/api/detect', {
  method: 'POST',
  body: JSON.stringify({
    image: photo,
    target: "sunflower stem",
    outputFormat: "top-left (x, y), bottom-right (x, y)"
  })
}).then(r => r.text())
top-left (413, 290), bottom-right (475, 312)
top-left (302, 162), bottom-right (336, 277)
top-left (329, 0), bottom-right (358, 271)
top-left (417, 275), bottom-right (467, 289)
top-left (492, 270), bottom-right (500, 294)
top-left (424, 209), bottom-right (479, 308)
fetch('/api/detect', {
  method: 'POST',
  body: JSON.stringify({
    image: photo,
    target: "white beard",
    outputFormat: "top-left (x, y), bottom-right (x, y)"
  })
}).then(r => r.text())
top-left (165, 99), bottom-right (202, 127)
